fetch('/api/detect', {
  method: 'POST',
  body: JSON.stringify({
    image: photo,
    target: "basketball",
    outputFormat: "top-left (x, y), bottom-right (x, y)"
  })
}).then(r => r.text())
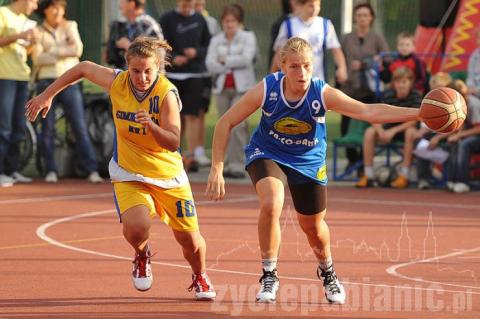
top-left (419, 87), bottom-right (467, 133)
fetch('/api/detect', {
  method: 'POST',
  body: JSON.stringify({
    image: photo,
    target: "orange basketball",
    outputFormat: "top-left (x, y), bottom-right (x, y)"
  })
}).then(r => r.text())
top-left (419, 87), bottom-right (467, 133)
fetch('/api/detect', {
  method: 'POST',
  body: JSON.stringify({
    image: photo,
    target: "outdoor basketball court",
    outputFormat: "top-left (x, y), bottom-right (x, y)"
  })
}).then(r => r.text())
top-left (0, 176), bottom-right (478, 318)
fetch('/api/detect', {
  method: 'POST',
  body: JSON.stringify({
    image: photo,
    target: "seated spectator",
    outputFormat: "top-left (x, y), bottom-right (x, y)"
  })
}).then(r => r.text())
top-left (356, 67), bottom-right (422, 188)
top-left (444, 38), bottom-right (480, 193)
top-left (389, 72), bottom-right (454, 189)
top-left (32, 0), bottom-right (102, 183)
top-left (205, 4), bottom-right (257, 178)
top-left (106, 0), bottom-right (163, 69)
top-left (381, 32), bottom-right (428, 95)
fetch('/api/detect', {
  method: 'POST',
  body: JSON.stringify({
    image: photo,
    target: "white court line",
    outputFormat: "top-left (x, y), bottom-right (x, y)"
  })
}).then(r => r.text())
top-left (35, 198), bottom-right (480, 295)
top-left (0, 193), bottom-right (112, 205)
top-left (386, 247), bottom-right (480, 289)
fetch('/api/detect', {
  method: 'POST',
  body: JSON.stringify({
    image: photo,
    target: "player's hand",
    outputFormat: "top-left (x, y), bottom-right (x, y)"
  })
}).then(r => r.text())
top-left (205, 166), bottom-right (225, 201)
top-left (135, 109), bottom-right (153, 130)
top-left (25, 93), bottom-right (53, 122)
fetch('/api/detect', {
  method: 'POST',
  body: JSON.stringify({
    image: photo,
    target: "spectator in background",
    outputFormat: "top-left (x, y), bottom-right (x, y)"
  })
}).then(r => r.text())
top-left (271, 0), bottom-right (347, 84)
top-left (387, 72), bottom-right (453, 189)
top-left (380, 32), bottom-right (428, 95)
top-left (32, 0), bottom-right (102, 184)
top-left (356, 67), bottom-right (422, 188)
top-left (106, 0), bottom-right (163, 69)
top-left (0, 0), bottom-right (39, 187)
top-left (444, 36), bottom-right (480, 193)
top-left (160, 0), bottom-right (211, 172)
top-left (340, 2), bottom-right (389, 175)
top-left (195, 0), bottom-right (219, 36)
top-left (206, 4), bottom-right (257, 179)
top-left (268, 0), bottom-right (296, 67)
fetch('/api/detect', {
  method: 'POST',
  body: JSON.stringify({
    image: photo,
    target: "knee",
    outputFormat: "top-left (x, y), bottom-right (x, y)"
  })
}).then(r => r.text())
top-left (259, 197), bottom-right (283, 218)
top-left (300, 221), bottom-right (321, 238)
top-left (123, 221), bottom-right (150, 239)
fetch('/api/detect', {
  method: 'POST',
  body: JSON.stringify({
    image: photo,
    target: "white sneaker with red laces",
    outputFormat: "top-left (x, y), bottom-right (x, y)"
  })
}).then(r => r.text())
top-left (132, 249), bottom-right (152, 291)
top-left (189, 273), bottom-right (216, 300)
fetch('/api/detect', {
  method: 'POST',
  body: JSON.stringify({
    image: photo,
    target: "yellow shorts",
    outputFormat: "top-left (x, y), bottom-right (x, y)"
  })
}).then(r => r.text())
top-left (113, 181), bottom-right (199, 232)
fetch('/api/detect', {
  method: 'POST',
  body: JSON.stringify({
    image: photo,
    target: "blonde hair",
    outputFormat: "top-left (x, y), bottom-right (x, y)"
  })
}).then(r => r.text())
top-left (126, 37), bottom-right (171, 73)
top-left (392, 66), bottom-right (414, 82)
top-left (279, 37), bottom-right (313, 64)
top-left (429, 72), bottom-right (452, 89)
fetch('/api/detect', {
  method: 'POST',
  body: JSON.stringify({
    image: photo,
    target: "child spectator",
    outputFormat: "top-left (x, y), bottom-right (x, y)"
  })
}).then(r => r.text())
top-left (381, 32), bottom-right (428, 95)
top-left (356, 67), bottom-right (422, 188)
top-left (271, 0), bottom-right (347, 83)
top-left (388, 72), bottom-right (454, 189)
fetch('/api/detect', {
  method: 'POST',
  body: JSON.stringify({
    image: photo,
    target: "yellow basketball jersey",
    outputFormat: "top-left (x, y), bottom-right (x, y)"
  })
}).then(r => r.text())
top-left (110, 71), bottom-right (183, 179)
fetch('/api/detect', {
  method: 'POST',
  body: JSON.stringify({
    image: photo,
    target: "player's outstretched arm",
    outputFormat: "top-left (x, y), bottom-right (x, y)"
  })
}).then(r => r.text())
top-left (25, 61), bottom-right (115, 122)
top-left (324, 85), bottom-right (420, 124)
top-left (206, 81), bottom-right (264, 201)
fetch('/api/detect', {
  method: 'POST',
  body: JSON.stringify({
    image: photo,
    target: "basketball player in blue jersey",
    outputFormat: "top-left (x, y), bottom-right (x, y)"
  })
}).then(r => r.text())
top-left (206, 37), bottom-right (420, 304)
top-left (25, 37), bottom-right (216, 300)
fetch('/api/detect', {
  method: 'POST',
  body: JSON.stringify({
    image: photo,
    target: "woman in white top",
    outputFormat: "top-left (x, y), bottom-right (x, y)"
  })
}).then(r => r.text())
top-left (31, 0), bottom-right (102, 183)
top-left (205, 4), bottom-right (257, 178)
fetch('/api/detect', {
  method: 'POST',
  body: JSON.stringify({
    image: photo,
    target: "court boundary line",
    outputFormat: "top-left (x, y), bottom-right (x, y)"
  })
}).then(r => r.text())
top-left (35, 200), bottom-right (480, 295)
top-left (386, 247), bottom-right (480, 289)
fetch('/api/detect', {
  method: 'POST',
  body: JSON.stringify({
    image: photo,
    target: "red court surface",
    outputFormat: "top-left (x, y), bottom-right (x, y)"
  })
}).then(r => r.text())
top-left (0, 180), bottom-right (479, 318)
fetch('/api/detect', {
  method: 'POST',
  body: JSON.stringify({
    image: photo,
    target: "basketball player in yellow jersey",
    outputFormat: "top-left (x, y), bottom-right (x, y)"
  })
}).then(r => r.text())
top-left (25, 37), bottom-right (216, 300)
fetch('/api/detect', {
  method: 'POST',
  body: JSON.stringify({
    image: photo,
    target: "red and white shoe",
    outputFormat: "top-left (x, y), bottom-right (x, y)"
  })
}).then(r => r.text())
top-left (132, 248), bottom-right (153, 291)
top-left (188, 273), bottom-right (216, 300)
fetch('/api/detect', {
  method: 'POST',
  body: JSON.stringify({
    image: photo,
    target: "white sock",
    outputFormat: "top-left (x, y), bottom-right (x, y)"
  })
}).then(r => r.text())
top-left (400, 166), bottom-right (409, 177)
top-left (319, 256), bottom-right (333, 271)
top-left (364, 166), bottom-right (374, 179)
top-left (262, 258), bottom-right (278, 272)
top-left (194, 146), bottom-right (205, 158)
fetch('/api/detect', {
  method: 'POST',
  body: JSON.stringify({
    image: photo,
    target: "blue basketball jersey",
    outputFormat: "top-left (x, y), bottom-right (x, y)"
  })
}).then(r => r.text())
top-left (245, 72), bottom-right (329, 184)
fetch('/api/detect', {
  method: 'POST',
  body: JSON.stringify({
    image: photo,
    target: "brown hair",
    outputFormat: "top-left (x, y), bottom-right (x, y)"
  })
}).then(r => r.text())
top-left (296, 0), bottom-right (320, 5)
top-left (129, 0), bottom-right (146, 9)
top-left (221, 4), bottom-right (244, 23)
top-left (37, 0), bottom-right (67, 18)
top-left (429, 72), bottom-right (452, 89)
top-left (279, 37), bottom-right (313, 64)
top-left (392, 67), bottom-right (414, 82)
top-left (397, 31), bottom-right (415, 43)
top-left (353, 2), bottom-right (375, 24)
top-left (126, 37), bottom-right (172, 73)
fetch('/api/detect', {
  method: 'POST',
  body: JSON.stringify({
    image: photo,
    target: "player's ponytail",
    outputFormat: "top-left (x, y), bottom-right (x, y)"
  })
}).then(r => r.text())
top-left (126, 37), bottom-right (172, 73)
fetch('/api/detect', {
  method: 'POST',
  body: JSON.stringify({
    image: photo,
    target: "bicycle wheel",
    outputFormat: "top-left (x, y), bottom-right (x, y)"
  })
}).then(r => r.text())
top-left (17, 121), bottom-right (37, 172)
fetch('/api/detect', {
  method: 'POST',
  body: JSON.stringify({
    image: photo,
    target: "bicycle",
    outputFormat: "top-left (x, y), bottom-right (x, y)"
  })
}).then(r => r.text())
top-left (17, 91), bottom-right (114, 178)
